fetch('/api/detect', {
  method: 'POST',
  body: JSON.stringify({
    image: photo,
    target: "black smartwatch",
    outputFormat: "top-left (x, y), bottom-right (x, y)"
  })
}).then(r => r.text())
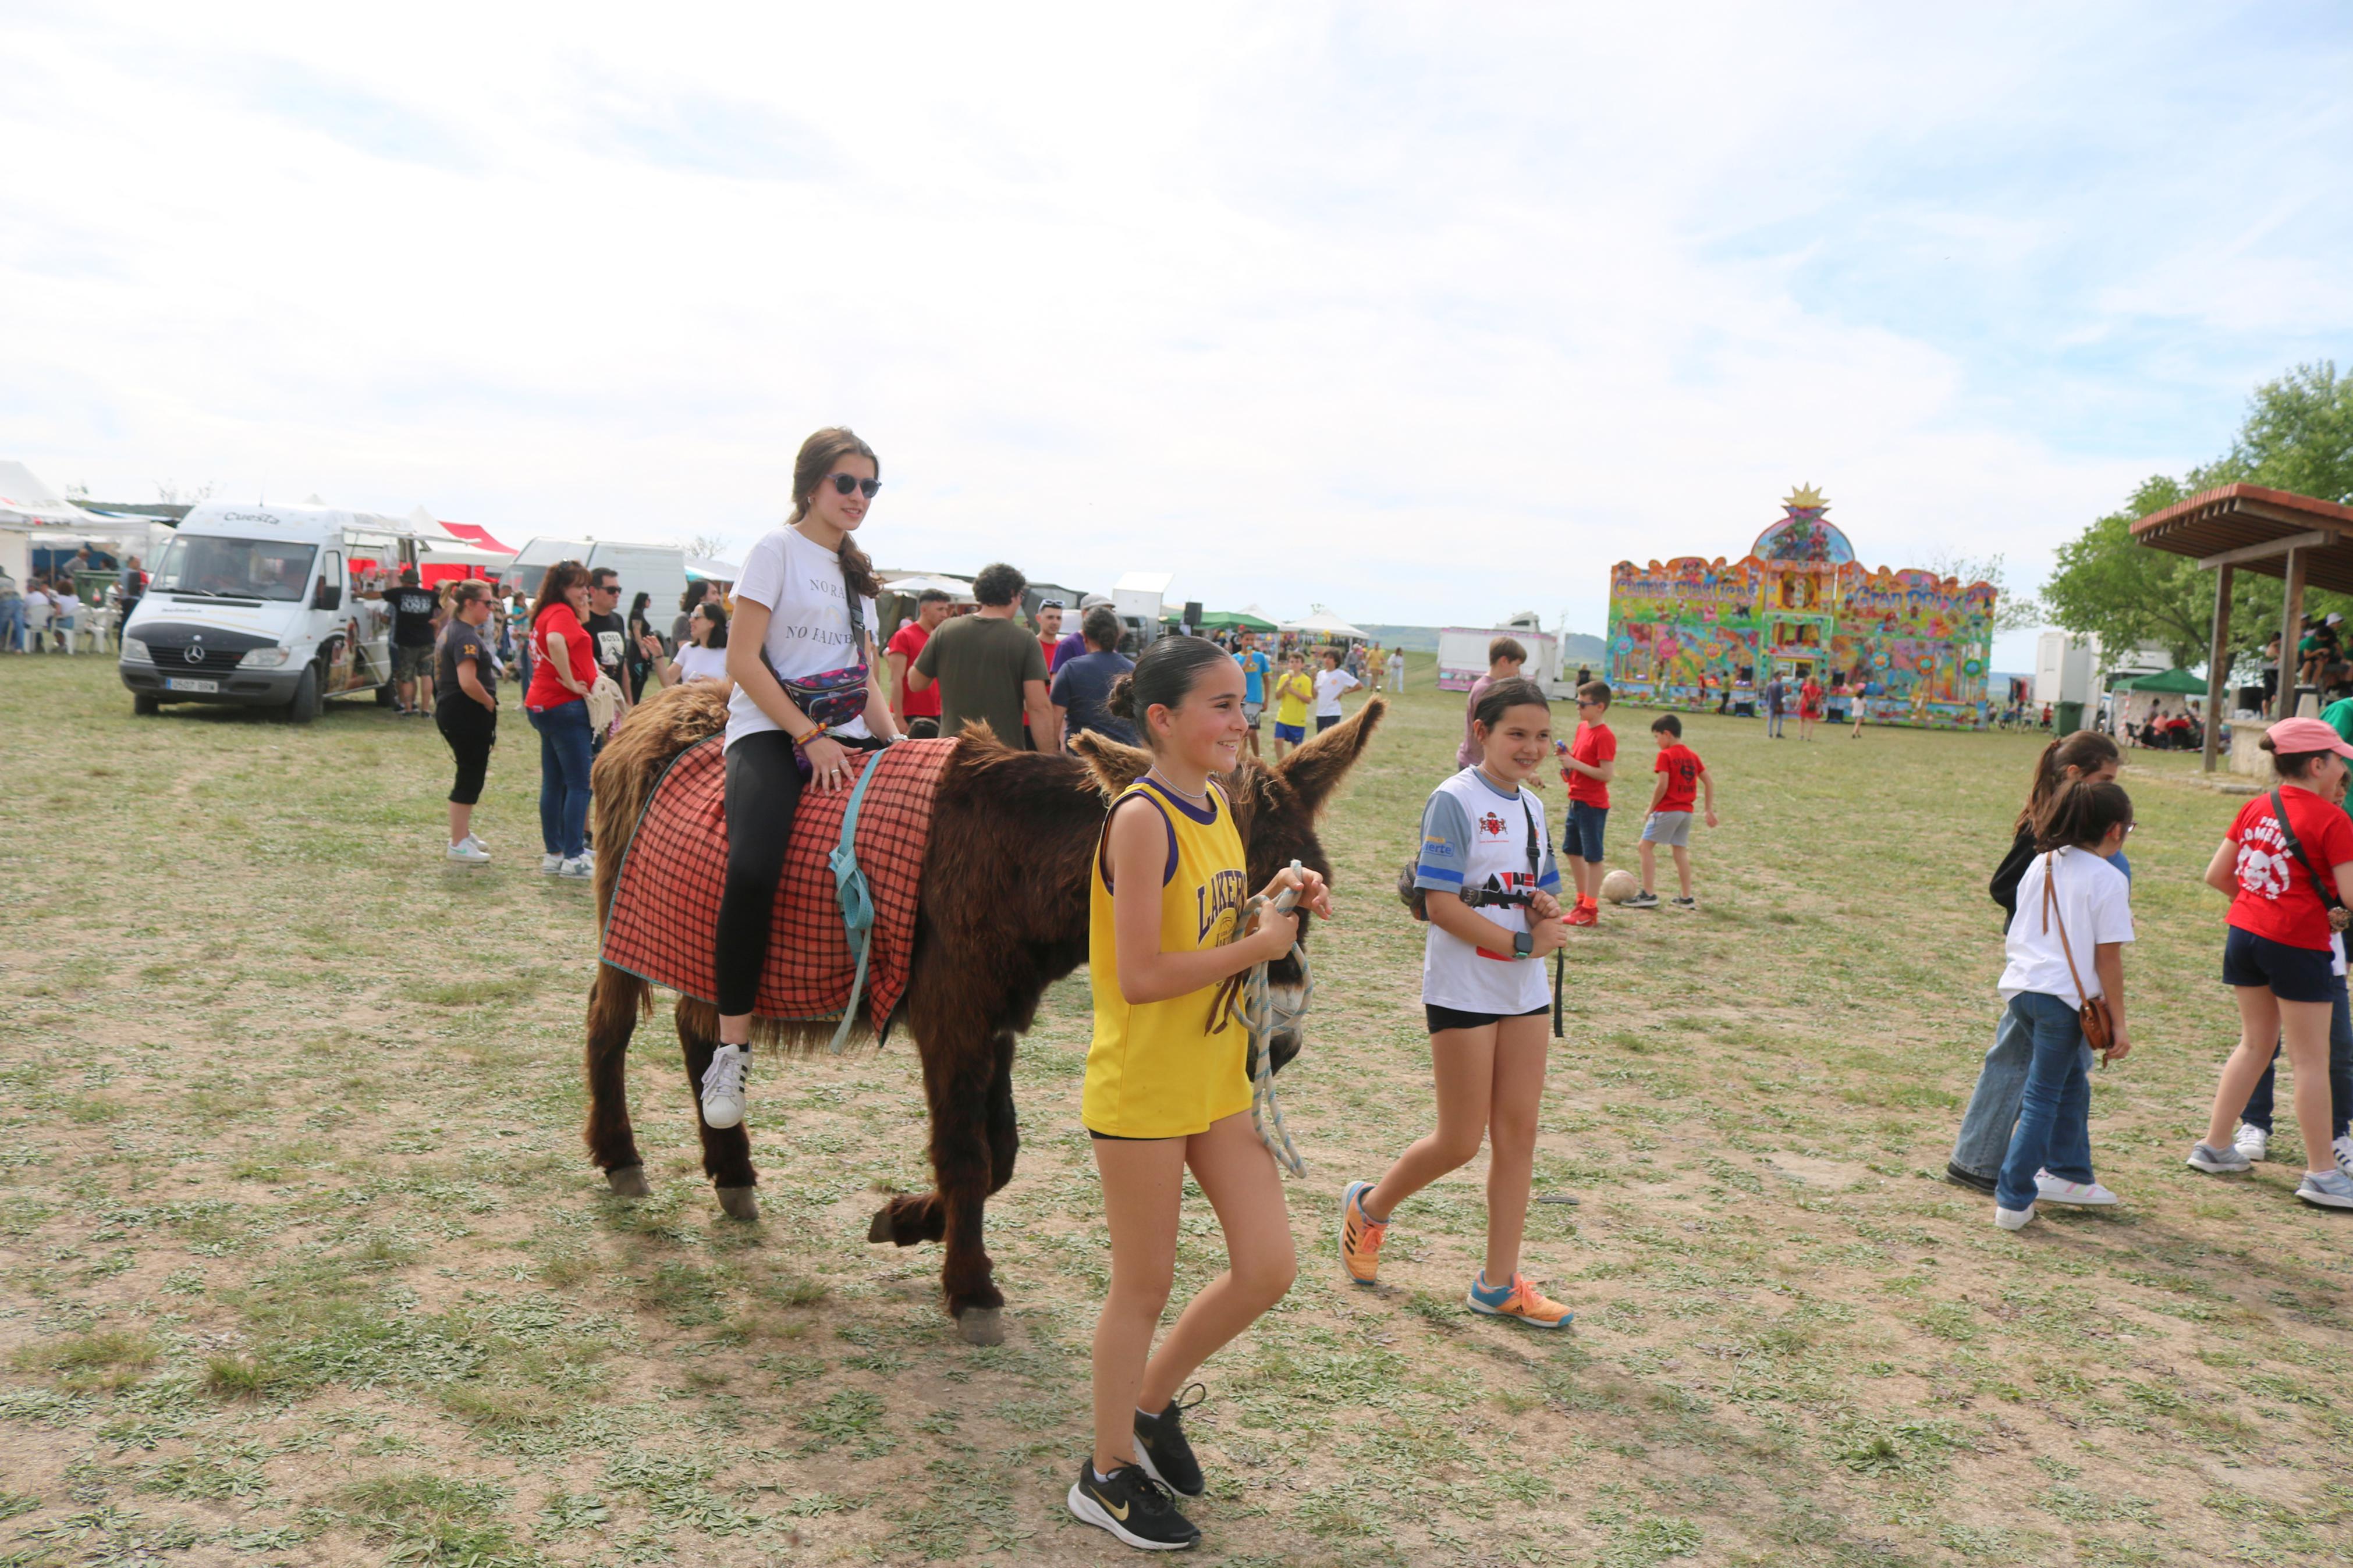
top-left (1512, 930), bottom-right (1534, 959)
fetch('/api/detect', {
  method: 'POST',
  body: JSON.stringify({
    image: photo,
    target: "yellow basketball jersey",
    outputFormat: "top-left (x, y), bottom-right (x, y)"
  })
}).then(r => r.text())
top-left (1081, 778), bottom-right (1254, 1139)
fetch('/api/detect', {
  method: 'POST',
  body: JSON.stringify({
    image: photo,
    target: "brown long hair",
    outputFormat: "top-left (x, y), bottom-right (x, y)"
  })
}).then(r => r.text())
top-left (531, 560), bottom-right (588, 628)
top-left (787, 426), bottom-right (881, 600)
top-left (2017, 730), bottom-right (2121, 829)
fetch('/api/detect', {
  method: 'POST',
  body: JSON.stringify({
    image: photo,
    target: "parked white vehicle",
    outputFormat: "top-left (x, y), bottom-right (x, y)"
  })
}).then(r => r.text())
top-left (507, 537), bottom-right (592, 598)
top-left (509, 537), bottom-right (690, 631)
top-left (1436, 622), bottom-right (1561, 694)
top-left (118, 502), bottom-right (416, 722)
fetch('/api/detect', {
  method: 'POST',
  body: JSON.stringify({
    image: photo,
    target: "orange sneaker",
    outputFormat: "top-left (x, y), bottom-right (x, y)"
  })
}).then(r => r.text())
top-left (1466, 1271), bottom-right (1573, 1328)
top-left (1339, 1180), bottom-right (1388, 1286)
top-left (1567, 899), bottom-right (1598, 927)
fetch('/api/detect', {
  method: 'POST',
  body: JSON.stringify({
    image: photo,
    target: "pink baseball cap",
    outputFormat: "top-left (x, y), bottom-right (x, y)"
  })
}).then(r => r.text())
top-left (2265, 717), bottom-right (2353, 758)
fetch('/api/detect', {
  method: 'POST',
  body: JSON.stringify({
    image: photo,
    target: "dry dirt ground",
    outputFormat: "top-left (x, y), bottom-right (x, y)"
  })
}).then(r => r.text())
top-left (3, 653), bottom-right (2350, 1567)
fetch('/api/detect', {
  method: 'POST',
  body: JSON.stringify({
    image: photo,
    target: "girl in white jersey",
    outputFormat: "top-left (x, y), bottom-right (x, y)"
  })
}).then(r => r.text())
top-left (1340, 678), bottom-right (1574, 1325)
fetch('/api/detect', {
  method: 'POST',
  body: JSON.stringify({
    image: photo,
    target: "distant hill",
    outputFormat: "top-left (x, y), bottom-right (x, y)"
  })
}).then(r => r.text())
top-left (1360, 624), bottom-right (1607, 664)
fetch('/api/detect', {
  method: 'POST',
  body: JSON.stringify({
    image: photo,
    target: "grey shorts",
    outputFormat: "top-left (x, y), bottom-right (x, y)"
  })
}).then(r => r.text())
top-left (1642, 810), bottom-right (1693, 847)
top-left (393, 643), bottom-right (434, 681)
top-left (1243, 702), bottom-right (1264, 728)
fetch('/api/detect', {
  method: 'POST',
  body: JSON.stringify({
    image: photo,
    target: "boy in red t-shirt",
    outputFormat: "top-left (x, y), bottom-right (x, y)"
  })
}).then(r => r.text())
top-left (1625, 713), bottom-right (1719, 911)
top-left (1556, 680), bottom-right (1618, 926)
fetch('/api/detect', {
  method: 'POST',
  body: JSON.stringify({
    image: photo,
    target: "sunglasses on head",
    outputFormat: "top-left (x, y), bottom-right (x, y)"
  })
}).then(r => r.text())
top-left (1038, 599), bottom-right (1064, 610)
top-left (828, 473), bottom-right (882, 498)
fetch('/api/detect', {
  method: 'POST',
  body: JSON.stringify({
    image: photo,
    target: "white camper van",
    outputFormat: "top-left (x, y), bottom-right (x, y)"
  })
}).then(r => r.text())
top-left (118, 502), bottom-right (416, 722)
top-left (509, 538), bottom-right (691, 633)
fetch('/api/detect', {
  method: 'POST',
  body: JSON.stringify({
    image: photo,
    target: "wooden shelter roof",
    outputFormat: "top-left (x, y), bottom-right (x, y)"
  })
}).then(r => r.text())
top-left (2131, 483), bottom-right (2353, 592)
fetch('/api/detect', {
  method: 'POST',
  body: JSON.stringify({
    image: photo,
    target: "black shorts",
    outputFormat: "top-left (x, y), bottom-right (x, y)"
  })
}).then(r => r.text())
top-left (2223, 925), bottom-right (2336, 1004)
top-left (1425, 1002), bottom-right (1550, 1033)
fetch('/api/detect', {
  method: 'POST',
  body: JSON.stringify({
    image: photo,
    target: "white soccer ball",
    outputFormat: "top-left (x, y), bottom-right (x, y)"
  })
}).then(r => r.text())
top-left (1599, 868), bottom-right (1641, 905)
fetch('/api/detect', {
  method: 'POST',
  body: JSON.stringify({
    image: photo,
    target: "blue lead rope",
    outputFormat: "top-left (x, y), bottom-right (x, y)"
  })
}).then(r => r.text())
top-left (826, 750), bottom-right (885, 1054)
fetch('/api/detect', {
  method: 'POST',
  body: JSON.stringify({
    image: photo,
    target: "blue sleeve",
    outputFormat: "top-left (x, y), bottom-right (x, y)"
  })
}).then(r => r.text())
top-left (1537, 808), bottom-right (1561, 893)
top-left (1415, 790), bottom-right (1471, 889)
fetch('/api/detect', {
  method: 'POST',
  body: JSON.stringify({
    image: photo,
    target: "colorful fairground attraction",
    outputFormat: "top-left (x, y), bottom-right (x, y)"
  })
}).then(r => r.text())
top-left (1603, 486), bottom-right (1997, 728)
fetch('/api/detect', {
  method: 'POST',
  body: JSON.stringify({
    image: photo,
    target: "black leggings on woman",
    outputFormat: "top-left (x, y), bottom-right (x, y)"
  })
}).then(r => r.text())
top-left (716, 730), bottom-right (806, 1018)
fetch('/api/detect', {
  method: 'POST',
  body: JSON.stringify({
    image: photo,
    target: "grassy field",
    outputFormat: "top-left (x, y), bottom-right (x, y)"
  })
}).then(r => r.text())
top-left (3, 652), bottom-right (2351, 1567)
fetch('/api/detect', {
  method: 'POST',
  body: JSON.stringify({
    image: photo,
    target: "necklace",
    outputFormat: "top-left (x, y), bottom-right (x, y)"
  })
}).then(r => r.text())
top-left (1145, 767), bottom-right (1209, 803)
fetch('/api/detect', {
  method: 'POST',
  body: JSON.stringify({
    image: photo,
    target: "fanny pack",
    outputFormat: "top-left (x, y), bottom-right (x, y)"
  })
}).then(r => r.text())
top-left (762, 547), bottom-right (871, 732)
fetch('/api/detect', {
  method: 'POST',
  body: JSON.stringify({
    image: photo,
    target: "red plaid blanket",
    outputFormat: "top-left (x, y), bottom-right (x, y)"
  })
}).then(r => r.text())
top-left (600, 736), bottom-right (956, 1030)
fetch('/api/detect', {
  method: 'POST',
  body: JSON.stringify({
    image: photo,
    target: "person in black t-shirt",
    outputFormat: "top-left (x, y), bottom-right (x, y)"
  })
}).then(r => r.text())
top-left (1049, 605), bottom-right (1137, 746)
top-left (435, 581), bottom-right (500, 862)
top-left (385, 568), bottom-right (443, 715)
top-left (581, 568), bottom-right (633, 750)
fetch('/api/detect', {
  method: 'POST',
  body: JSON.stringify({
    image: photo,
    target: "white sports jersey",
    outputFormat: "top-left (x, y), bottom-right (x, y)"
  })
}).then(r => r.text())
top-left (1414, 767), bottom-right (1562, 1015)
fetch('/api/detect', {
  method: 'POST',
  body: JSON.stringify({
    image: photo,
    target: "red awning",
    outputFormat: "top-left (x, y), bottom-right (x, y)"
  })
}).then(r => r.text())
top-left (438, 521), bottom-right (516, 554)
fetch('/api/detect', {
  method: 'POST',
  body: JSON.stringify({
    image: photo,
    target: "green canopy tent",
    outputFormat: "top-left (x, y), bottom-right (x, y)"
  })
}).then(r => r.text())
top-left (1162, 609), bottom-right (1279, 632)
top-left (2109, 667), bottom-right (2210, 695)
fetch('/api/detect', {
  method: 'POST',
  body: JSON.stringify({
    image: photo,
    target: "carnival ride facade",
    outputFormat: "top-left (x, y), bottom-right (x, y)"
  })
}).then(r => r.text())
top-left (1603, 487), bottom-right (1997, 729)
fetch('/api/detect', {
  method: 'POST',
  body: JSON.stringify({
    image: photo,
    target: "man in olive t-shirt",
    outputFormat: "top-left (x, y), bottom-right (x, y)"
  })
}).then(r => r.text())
top-left (909, 562), bottom-right (1056, 751)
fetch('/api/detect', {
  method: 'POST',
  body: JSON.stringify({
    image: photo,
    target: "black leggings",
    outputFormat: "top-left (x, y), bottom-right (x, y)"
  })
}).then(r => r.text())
top-left (716, 731), bottom-right (806, 1018)
top-left (438, 706), bottom-right (495, 805)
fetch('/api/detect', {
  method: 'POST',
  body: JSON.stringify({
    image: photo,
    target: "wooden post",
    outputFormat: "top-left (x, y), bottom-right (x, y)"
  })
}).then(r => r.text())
top-left (2280, 547), bottom-right (2308, 719)
top-left (2205, 564), bottom-right (2233, 773)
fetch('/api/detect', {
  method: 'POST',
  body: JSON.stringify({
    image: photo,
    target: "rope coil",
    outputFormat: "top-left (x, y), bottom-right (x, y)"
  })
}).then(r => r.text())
top-left (1215, 858), bottom-right (1312, 1178)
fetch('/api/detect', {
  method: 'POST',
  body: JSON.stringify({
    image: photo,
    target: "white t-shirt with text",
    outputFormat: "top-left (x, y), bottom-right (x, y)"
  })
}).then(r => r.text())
top-left (724, 526), bottom-right (876, 748)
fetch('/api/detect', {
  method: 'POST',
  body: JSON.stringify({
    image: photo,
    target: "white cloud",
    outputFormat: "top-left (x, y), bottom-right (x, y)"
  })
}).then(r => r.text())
top-left (2, 1), bottom-right (2345, 642)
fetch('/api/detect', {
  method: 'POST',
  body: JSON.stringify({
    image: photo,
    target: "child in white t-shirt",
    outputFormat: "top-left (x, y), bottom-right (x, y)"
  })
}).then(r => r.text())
top-left (1311, 649), bottom-right (1360, 734)
top-left (1992, 779), bottom-right (2134, 1230)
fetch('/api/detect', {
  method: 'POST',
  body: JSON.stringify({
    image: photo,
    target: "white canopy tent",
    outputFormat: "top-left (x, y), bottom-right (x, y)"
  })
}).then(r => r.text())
top-left (403, 505), bottom-right (516, 571)
top-left (0, 461), bottom-right (161, 582)
top-left (686, 554), bottom-right (742, 582)
top-left (1281, 610), bottom-right (1371, 641)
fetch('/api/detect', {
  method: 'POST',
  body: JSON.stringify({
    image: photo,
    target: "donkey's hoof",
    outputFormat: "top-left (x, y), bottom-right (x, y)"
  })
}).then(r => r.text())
top-left (955, 1307), bottom-right (1004, 1346)
top-left (605, 1165), bottom-right (652, 1199)
top-left (715, 1186), bottom-right (760, 1222)
top-left (867, 1206), bottom-right (895, 1243)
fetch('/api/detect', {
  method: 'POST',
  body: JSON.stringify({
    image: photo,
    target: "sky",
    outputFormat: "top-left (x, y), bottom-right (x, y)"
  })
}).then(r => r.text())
top-left (4, 2), bottom-right (2349, 670)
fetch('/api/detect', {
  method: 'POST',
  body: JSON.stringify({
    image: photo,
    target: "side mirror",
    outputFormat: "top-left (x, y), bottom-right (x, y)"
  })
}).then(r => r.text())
top-left (314, 581), bottom-right (343, 611)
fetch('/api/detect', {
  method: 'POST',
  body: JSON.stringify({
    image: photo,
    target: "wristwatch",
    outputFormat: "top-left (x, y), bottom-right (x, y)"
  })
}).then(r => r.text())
top-left (1512, 930), bottom-right (1534, 959)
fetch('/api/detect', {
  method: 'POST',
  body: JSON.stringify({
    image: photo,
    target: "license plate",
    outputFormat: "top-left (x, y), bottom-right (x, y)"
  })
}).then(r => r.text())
top-left (164, 678), bottom-right (219, 694)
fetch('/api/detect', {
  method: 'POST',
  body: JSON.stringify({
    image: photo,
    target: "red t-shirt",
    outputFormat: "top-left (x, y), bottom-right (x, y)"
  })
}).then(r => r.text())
top-left (1566, 720), bottom-right (1617, 809)
top-left (527, 602), bottom-right (598, 710)
top-left (1654, 743), bottom-right (1705, 814)
top-left (888, 620), bottom-right (939, 719)
top-left (2226, 788), bottom-right (2353, 951)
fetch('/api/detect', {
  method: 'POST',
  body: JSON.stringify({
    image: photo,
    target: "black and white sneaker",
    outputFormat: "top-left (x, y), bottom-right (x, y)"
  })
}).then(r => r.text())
top-left (1067, 1462), bottom-right (1198, 1551)
top-left (1621, 891), bottom-right (1660, 909)
top-left (1134, 1384), bottom-right (1207, 1496)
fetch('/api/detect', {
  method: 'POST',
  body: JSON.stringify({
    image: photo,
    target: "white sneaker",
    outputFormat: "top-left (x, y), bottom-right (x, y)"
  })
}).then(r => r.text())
top-left (700, 1044), bottom-right (750, 1129)
top-left (541, 852), bottom-right (563, 874)
top-left (2034, 1170), bottom-right (2118, 1207)
top-left (463, 833), bottom-right (489, 852)
top-left (1994, 1204), bottom-right (2036, 1230)
top-left (445, 840), bottom-right (491, 864)
top-left (556, 855), bottom-right (594, 879)
top-left (2234, 1123), bottom-right (2269, 1162)
top-left (2334, 1135), bottom-right (2353, 1178)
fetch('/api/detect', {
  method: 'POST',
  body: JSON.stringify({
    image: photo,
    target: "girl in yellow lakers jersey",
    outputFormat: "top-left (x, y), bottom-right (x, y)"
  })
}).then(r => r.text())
top-left (1068, 636), bottom-right (1329, 1553)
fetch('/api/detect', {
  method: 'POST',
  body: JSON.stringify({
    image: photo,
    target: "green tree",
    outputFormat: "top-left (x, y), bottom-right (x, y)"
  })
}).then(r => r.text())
top-left (2043, 361), bottom-right (2351, 676)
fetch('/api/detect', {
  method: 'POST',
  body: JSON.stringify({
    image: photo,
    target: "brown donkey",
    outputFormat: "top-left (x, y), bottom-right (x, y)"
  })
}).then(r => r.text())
top-left (584, 683), bottom-right (1385, 1343)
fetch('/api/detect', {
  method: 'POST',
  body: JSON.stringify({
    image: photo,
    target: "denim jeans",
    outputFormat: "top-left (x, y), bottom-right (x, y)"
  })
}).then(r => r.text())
top-left (0, 598), bottom-right (22, 651)
top-left (2241, 972), bottom-right (2353, 1140)
top-left (1996, 991), bottom-right (2097, 1211)
top-left (1766, 709), bottom-right (1784, 737)
top-left (527, 699), bottom-right (593, 858)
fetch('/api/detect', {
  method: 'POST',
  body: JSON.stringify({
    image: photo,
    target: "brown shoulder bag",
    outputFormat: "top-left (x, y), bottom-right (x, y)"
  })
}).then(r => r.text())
top-left (2041, 849), bottom-right (2116, 1061)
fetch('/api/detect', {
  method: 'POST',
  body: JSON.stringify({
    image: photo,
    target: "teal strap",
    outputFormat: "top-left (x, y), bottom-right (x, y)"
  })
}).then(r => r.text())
top-left (825, 750), bottom-right (885, 1054)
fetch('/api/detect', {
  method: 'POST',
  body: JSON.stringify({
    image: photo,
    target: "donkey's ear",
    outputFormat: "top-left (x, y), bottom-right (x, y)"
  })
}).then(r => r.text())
top-left (1070, 731), bottom-right (1154, 800)
top-left (1277, 695), bottom-right (1386, 814)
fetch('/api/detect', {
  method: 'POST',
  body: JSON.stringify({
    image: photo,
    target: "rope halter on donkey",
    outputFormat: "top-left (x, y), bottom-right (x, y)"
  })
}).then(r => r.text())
top-left (825, 750), bottom-right (885, 1054)
top-left (1210, 858), bottom-right (1312, 1178)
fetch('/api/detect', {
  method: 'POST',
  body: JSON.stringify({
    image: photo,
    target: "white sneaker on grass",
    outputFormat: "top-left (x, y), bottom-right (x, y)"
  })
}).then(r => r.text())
top-left (701, 1044), bottom-right (750, 1129)
top-left (2335, 1135), bottom-right (2353, 1178)
top-left (2187, 1142), bottom-right (2253, 1174)
top-left (446, 840), bottom-right (490, 864)
top-left (556, 855), bottom-right (593, 879)
top-left (2295, 1168), bottom-right (2353, 1209)
top-left (2034, 1171), bottom-right (2118, 1206)
top-left (2234, 1122), bottom-right (2269, 1162)
top-left (541, 852), bottom-right (563, 874)
top-left (1994, 1204), bottom-right (2035, 1230)
top-left (463, 833), bottom-right (489, 852)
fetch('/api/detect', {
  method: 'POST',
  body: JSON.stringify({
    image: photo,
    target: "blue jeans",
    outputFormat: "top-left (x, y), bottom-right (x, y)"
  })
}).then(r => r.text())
top-left (1766, 709), bottom-right (1784, 737)
top-left (527, 699), bottom-right (592, 858)
top-left (1996, 991), bottom-right (2096, 1211)
top-left (2241, 972), bottom-right (2353, 1139)
top-left (1950, 1003), bottom-right (2035, 1181)
top-left (0, 598), bottom-right (22, 651)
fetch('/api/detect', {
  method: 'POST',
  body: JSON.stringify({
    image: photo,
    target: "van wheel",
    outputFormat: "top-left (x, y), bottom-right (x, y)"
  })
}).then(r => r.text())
top-left (283, 666), bottom-right (321, 725)
top-left (133, 694), bottom-right (161, 716)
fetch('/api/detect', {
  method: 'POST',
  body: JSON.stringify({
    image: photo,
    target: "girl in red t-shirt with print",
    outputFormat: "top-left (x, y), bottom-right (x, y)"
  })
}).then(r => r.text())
top-left (2192, 718), bottom-right (2353, 1208)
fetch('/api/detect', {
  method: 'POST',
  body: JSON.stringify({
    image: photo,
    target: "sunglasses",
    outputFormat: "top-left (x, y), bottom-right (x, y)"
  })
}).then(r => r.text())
top-left (1038, 599), bottom-right (1064, 610)
top-left (828, 473), bottom-right (882, 498)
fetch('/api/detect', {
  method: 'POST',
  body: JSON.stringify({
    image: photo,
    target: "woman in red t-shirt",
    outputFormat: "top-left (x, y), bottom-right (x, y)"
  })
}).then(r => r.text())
top-left (1797, 675), bottom-right (1823, 740)
top-left (2193, 717), bottom-right (2353, 1207)
top-left (526, 561), bottom-right (599, 874)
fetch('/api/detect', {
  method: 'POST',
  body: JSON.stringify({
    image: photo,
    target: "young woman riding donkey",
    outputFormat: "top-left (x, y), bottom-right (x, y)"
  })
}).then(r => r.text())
top-left (584, 428), bottom-right (1385, 1345)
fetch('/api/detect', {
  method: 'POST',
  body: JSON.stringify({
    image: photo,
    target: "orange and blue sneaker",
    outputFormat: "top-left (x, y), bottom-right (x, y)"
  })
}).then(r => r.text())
top-left (1466, 1271), bottom-right (1573, 1328)
top-left (1339, 1180), bottom-right (1388, 1286)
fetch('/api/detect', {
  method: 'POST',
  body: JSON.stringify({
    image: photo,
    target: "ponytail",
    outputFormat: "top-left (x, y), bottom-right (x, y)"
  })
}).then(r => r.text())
top-left (2018, 730), bottom-right (2120, 830)
top-left (2032, 778), bottom-right (2132, 852)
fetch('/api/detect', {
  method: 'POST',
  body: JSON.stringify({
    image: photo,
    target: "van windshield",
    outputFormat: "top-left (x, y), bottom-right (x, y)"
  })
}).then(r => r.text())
top-left (154, 536), bottom-right (318, 601)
